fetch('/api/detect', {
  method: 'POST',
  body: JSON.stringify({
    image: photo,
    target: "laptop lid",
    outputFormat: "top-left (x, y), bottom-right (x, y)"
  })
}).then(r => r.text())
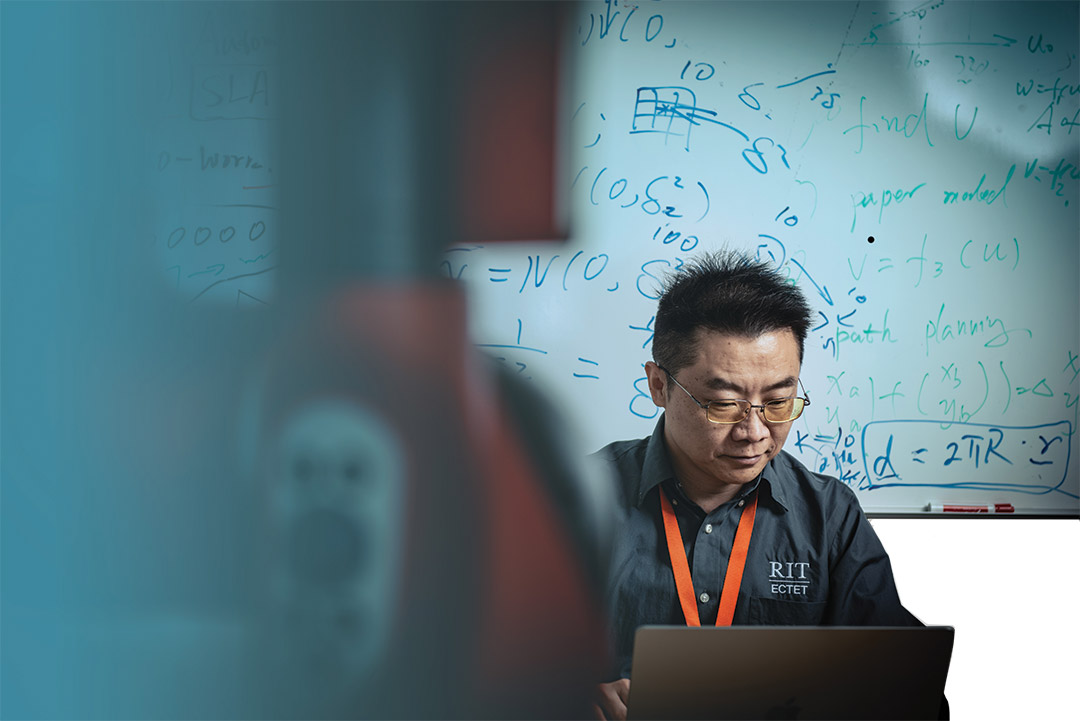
top-left (627, 626), bottom-right (954, 720)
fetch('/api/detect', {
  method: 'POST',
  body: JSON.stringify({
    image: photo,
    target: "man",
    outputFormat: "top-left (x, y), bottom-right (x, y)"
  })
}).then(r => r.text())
top-left (593, 250), bottom-right (920, 720)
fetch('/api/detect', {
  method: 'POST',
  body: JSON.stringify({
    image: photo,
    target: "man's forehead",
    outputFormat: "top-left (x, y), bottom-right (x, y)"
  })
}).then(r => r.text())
top-left (686, 328), bottom-right (801, 387)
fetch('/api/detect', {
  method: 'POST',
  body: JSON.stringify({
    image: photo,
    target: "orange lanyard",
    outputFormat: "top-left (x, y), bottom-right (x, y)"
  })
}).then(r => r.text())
top-left (659, 488), bottom-right (758, 627)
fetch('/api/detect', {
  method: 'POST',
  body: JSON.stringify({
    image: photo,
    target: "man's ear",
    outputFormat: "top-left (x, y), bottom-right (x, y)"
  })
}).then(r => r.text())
top-left (644, 361), bottom-right (668, 408)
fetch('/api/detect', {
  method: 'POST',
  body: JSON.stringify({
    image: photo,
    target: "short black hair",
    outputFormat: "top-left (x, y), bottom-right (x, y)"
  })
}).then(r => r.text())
top-left (651, 249), bottom-right (814, 372)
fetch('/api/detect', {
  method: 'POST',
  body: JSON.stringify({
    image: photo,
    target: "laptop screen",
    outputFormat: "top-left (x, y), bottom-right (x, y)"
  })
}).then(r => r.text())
top-left (628, 626), bottom-right (953, 720)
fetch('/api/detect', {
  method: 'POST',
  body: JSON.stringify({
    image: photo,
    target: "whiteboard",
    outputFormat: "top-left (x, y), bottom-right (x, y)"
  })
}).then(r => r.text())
top-left (447, 0), bottom-right (1080, 516)
top-left (143, 3), bottom-right (280, 309)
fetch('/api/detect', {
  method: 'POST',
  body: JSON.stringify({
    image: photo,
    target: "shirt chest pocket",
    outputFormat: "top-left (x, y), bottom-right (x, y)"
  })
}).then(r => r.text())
top-left (747, 597), bottom-right (827, 625)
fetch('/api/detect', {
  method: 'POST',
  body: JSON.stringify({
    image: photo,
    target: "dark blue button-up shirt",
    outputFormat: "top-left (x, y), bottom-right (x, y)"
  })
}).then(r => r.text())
top-left (595, 415), bottom-right (920, 680)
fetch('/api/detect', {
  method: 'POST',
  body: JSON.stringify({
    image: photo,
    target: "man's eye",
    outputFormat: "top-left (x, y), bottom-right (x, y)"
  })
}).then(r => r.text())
top-left (712, 401), bottom-right (742, 409)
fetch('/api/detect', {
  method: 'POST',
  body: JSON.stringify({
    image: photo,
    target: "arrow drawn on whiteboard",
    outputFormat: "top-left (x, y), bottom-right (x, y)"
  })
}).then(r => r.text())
top-left (787, 257), bottom-right (833, 306)
top-left (188, 263), bottom-right (225, 278)
top-left (775, 65), bottom-right (836, 89)
top-left (190, 266), bottom-right (277, 304)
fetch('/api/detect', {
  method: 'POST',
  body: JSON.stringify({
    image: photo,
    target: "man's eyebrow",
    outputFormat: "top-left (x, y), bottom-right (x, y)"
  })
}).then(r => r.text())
top-left (701, 377), bottom-right (742, 393)
top-left (701, 376), bottom-right (799, 395)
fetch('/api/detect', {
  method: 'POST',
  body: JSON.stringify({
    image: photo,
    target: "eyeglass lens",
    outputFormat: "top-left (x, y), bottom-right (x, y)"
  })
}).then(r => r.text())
top-left (706, 397), bottom-right (805, 424)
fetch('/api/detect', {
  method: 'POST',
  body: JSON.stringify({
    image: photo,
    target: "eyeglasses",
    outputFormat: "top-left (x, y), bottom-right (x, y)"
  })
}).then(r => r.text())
top-left (658, 365), bottom-right (811, 425)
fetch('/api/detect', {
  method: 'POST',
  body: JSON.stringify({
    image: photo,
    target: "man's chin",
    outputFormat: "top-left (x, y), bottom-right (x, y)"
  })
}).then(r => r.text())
top-left (716, 456), bottom-right (769, 484)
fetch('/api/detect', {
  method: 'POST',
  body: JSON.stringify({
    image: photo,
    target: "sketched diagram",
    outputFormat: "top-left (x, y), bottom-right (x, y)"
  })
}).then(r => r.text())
top-left (631, 86), bottom-right (747, 151)
top-left (631, 87), bottom-right (699, 150)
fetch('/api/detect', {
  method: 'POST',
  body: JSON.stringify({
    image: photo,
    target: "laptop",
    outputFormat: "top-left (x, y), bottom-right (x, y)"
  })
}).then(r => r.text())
top-left (627, 626), bottom-right (954, 720)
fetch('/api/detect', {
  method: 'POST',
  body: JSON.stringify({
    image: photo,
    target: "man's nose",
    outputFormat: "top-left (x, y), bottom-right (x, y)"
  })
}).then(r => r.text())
top-left (731, 405), bottom-right (771, 441)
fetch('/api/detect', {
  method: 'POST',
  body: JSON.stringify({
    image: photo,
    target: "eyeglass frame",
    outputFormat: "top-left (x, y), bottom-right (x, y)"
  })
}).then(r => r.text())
top-left (656, 364), bottom-right (811, 425)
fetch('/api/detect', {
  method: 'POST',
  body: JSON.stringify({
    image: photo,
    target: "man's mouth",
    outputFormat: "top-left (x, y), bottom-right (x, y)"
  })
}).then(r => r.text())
top-left (726, 454), bottom-right (764, 466)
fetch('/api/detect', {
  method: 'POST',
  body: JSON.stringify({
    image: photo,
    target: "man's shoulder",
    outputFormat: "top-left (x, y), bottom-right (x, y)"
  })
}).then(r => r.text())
top-left (591, 437), bottom-right (651, 507)
top-left (592, 437), bottom-right (649, 464)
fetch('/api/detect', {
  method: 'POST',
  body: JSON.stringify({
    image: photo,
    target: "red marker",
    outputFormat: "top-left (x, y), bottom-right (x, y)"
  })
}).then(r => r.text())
top-left (925, 503), bottom-right (1015, 514)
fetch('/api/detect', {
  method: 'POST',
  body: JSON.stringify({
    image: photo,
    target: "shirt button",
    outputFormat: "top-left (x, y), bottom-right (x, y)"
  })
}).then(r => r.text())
top-left (704, 524), bottom-right (713, 534)
top-left (671, 498), bottom-right (678, 506)
top-left (737, 499), bottom-right (745, 507)
top-left (699, 592), bottom-right (710, 603)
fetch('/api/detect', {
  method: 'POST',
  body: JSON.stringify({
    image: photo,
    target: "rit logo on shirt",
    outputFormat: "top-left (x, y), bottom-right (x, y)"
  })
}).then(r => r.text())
top-left (768, 560), bottom-right (811, 596)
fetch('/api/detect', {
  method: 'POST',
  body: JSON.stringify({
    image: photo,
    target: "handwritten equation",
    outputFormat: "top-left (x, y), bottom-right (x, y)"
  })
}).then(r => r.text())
top-left (861, 420), bottom-right (1074, 495)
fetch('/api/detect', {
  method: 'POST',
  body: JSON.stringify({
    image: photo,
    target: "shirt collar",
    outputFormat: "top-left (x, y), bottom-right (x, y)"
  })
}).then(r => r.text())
top-left (759, 457), bottom-right (790, 512)
top-left (636, 413), bottom-right (791, 513)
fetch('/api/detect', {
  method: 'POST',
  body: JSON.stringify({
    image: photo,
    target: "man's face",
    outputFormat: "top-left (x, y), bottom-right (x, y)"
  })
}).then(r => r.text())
top-left (646, 328), bottom-right (802, 495)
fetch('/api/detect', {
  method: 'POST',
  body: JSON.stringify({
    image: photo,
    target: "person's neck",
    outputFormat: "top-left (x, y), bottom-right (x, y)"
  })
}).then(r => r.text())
top-left (676, 474), bottom-right (745, 515)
